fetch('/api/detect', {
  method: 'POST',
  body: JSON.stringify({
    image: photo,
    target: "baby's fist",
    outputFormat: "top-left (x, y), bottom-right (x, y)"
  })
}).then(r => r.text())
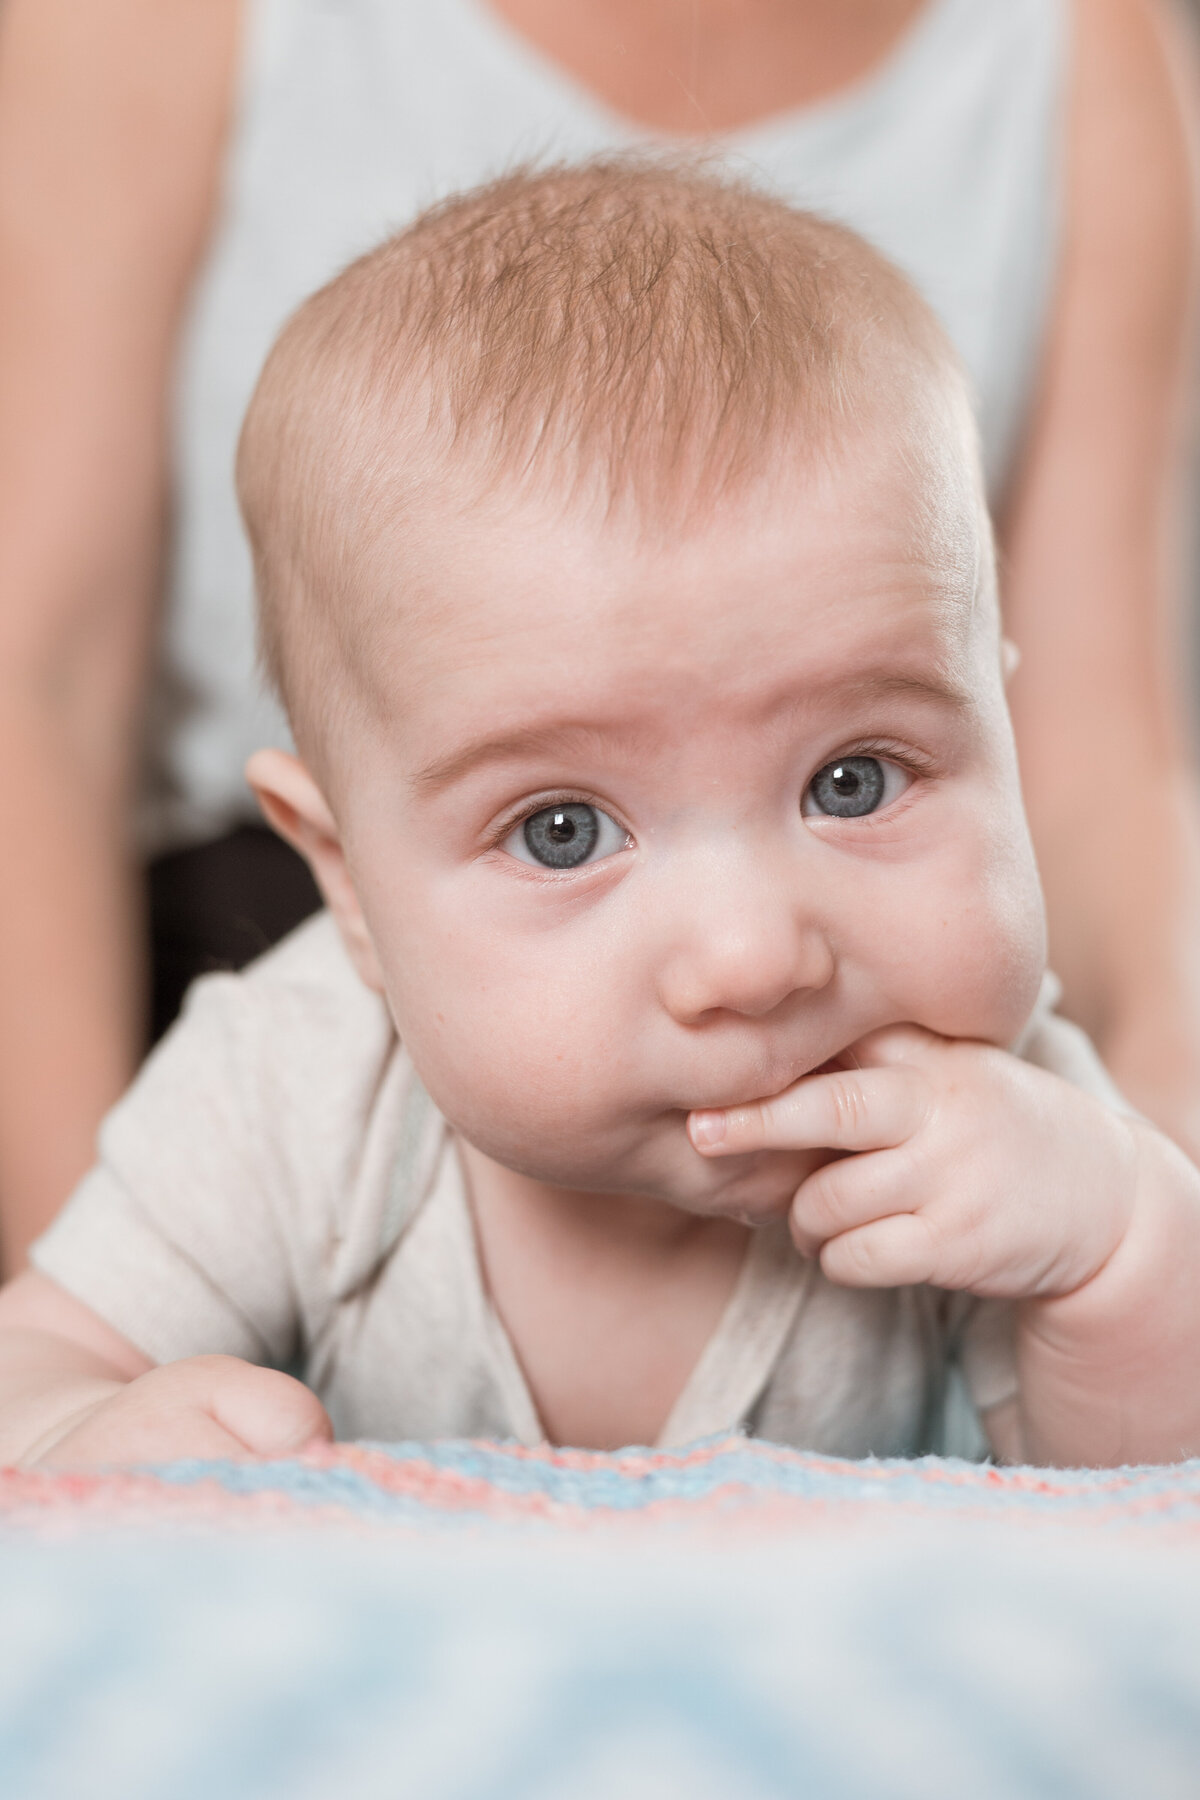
top-left (26, 1355), bottom-right (332, 1469)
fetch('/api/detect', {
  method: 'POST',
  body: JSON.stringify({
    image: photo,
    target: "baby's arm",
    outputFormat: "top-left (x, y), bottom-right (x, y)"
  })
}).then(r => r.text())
top-left (688, 1028), bottom-right (1200, 1466)
top-left (0, 1271), bottom-right (330, 1467)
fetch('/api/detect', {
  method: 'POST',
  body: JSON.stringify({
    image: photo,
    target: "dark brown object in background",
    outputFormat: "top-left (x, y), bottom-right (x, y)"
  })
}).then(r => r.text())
top-left (146, 826), bottom-right (321, 1043)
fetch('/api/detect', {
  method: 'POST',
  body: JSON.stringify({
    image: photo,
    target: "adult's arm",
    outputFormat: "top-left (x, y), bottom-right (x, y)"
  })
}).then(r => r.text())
top-left (1000, 0), bottom-right (1200, 1157)
top-left (0, 0), bottom-right (240, 1272)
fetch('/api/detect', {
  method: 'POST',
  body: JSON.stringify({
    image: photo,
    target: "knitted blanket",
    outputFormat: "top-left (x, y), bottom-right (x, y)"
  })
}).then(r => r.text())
top-left (3, 1440), bottom-right (1200, 1800)
top-left (3, 1434), bottom-right (1200, 1536)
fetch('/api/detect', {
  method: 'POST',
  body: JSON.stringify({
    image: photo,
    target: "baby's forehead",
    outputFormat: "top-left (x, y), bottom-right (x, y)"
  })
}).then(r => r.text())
top-left (243, 161), bottom-right (995, 747)
top-left (343, 435), bottom-right (993, 752)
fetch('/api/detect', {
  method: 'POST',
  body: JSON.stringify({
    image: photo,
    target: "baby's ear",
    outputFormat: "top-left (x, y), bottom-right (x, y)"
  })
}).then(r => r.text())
top-left (245, 748), bottom-right (386, 993)
top-left (1001, 638), bottom-right (1021, 682)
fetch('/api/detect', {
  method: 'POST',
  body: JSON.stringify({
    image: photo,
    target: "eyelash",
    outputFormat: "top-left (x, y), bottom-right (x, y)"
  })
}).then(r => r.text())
top-left (484, 790), bottom-right (630, 855)
top-left (814, 738), bottom-right (937, 785)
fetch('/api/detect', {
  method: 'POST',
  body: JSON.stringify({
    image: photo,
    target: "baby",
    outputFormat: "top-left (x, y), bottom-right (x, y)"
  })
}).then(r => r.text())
top-left (3, 162), bottom-right (1200, 1469)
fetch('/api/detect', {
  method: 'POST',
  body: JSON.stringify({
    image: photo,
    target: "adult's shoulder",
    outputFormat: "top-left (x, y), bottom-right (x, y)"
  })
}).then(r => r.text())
top-left (1064, 0), bottom-right (1197, 297)
top-left (0, 0), bottom-right (242, 269)
top-left (999, 0), bottom-right (1197, 750)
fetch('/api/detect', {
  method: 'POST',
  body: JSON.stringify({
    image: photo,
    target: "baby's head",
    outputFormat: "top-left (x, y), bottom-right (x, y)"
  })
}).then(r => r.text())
top-left (238, 160), bottom-right (1046, 1220)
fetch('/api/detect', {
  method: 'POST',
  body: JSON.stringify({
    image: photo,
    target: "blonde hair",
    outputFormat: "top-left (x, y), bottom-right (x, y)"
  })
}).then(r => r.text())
top-left (238, 157), bottom-right (973, 729)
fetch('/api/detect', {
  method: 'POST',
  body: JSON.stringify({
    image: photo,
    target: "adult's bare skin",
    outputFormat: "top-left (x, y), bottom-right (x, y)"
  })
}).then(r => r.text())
top-left (485, 0), bottom-right (928, 132)
top-left (0, 0), bottom-right (241, 1272)
top-left (0, 0), bottom-right (1196, 1273)
top-left (1000, 0), bottom-right (1200, 1147)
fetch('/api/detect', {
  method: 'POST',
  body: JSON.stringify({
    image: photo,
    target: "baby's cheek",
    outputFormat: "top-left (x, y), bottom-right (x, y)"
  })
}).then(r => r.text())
top-left (412, 1023), bottom-right (638, 1192)
top-left (903, 828), bottom-right (1046, 1042)
top-left (386, 939), bottom-right (626, 1141)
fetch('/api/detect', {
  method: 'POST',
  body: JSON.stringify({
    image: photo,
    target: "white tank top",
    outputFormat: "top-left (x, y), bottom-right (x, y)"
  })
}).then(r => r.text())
top-left (152, 0), bottom-right (1067, 850)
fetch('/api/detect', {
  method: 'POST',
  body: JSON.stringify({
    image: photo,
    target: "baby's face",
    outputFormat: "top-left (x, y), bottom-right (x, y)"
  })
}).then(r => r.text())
top-left (317, 431), bottom-right (1046, 1219)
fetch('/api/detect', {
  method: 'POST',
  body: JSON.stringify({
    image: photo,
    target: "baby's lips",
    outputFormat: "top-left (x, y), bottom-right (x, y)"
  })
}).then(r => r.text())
top-left (811, 1053), bottom-right (852, 1078)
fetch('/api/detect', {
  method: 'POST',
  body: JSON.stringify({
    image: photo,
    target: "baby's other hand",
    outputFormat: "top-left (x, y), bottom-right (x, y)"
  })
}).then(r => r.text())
top-left (688, 1027), bottom-right (1141, 1300)
top-left (24, 1355), bottom-right (332, 1469)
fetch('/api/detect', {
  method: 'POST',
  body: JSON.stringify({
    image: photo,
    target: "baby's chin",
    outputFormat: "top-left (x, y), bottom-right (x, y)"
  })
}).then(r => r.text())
top-left (466, 1111), bottom-right (825, 1224)
top-left (653, 1144), bottom-right (829, 1225)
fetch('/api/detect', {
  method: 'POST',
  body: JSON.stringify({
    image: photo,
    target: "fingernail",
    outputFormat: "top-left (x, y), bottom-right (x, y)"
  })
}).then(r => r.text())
top-left (689, 1110), bottom-right (727, 1149)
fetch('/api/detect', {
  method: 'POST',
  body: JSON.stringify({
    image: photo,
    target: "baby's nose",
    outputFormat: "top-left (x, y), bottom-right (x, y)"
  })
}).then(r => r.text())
top-left (654, 853), bottom-right (834, 1024)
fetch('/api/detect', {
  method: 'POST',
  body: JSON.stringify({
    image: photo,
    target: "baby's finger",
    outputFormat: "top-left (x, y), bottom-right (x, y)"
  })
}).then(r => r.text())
top-left (29, 1398), bottom-right (253, 1469)
top-left (789, 1147), bottom-right (915, 1257)
top-left (689, 1066), bottom-right (929, 1158)
top-left (820, 1213), bottom-right (939, 1290)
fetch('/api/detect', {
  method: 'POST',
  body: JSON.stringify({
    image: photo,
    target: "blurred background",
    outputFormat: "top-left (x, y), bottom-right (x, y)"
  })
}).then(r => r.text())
top-left (1, 0), bottom-right (1200, 1274)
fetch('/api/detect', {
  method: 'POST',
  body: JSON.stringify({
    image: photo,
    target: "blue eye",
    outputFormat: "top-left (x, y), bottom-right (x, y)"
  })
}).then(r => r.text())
top-left (803, 756), bottom-right (908, 819)
top-left (503, 802), bottom-right (629, 869)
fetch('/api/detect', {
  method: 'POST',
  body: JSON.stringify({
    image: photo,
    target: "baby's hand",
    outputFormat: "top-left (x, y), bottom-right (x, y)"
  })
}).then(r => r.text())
top-left (24, 1355), bottom-right (332, 1469)
top-left (689, 1027), bottom-right (1141, 1300)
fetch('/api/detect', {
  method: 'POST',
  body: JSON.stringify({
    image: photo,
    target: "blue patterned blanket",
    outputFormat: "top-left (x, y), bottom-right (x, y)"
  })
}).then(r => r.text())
top-left (2, 1438), bottom-right (1199, 1798)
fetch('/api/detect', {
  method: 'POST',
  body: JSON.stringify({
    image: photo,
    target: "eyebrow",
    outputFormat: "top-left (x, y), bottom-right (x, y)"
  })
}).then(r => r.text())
top-left (411, 667), bottom-right (973, 795)
top-left (412, 721), bottom-right (615, 794)
top-left (845, 668), bottom-right (975, 711)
